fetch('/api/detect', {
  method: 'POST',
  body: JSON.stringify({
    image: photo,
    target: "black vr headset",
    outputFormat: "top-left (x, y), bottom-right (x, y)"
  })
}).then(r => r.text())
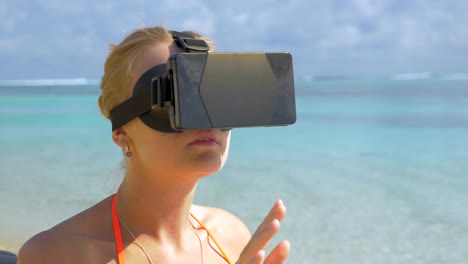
top-left (109, 31), bottom-right (296, 133)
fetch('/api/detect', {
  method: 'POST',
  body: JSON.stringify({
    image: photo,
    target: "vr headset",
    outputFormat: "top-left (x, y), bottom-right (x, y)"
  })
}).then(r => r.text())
top-left (109, 31), bottom-right (296, 133)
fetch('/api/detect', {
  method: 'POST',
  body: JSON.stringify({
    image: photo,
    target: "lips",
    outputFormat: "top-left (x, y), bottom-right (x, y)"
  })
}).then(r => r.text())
top-left (195, 137), bottom-right (216, 142)
top-left (188, 131), bottom-right (219, 146)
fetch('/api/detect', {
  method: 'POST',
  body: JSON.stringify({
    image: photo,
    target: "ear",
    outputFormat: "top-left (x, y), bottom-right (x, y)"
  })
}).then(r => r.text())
top-left (112, 127), bottom-right (128, 148)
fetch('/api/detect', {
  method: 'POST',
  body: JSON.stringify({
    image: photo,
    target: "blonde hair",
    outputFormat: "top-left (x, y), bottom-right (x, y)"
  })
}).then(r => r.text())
top-left (98, 26), bottom-right (214, 119)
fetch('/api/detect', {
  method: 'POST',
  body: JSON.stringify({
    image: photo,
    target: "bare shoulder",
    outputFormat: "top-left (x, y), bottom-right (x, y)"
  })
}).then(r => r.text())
top-left (18, 230), bottom-right (66, 264)
top-left (18, 195), bottom-right (116, 264)
top-left (191, 205), bottom-right (251, 260)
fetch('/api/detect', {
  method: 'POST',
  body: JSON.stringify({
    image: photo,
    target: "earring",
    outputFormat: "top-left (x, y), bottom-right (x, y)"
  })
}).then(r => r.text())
top-left (125, 145), bottom-right (133, 158)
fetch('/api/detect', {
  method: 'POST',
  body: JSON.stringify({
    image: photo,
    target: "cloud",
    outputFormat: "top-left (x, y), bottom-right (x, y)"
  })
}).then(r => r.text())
top-left (0, 0), bottom-right (467, 79)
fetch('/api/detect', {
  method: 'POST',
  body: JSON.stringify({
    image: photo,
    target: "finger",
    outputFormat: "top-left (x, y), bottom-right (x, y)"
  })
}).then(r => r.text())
top-left (242, 219), bottom-right (280, 259)
top-left (237, 250), bottom-right (264, 264)
top-left (257, 200), bottom-right (287, 229)
top-left (264, 240), bottom-right (290, 264)
top-left (239, 201), bottom-right (287, 261)
top-left (247, 250), bottom-right (265, 264)
top-left (250, 200), bottom-right (286, 248)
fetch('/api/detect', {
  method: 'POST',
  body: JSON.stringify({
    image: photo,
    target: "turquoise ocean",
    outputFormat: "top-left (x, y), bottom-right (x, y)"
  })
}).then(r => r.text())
top-left (1, 77), bottom-right (468, 263)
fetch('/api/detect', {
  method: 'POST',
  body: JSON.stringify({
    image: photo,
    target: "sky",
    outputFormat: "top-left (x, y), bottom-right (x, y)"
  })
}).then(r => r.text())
top-left (1, 0), bottom-right (467, 80)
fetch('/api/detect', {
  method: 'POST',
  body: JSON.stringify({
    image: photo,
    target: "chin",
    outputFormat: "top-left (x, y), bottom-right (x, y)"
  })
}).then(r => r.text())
top-left (191, 154), bottom-right (227, 177)
top-left (195, 162), bottom-right (225, 176)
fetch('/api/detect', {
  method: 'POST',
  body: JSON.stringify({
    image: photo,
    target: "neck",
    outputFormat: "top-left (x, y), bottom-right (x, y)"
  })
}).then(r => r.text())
top-left (115, 169), bottom-right (199, 247)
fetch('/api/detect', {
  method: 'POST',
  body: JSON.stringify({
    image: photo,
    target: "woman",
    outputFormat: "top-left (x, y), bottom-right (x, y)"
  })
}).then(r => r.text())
top-left (18, 26), bottom-right (290, 264)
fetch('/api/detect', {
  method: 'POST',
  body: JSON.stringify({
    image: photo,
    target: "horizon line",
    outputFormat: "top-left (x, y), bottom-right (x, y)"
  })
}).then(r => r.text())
top-left (1, 72), bottom-right (468, 86)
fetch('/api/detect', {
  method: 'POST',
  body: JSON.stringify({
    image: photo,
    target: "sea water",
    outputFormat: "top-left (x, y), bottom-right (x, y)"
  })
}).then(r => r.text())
top-left (1, 78), bottom-right (467, 263)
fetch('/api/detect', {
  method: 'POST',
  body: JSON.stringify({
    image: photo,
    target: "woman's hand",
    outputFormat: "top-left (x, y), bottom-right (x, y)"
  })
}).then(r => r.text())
top-left (236, 200), bottom-right (290, 264)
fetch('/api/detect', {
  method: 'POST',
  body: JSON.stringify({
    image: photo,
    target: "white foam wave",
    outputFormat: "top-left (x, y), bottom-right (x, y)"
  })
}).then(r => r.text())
top-left (390, 72), bottom-right (432, 80)
top-left (439, 73), bottom-right (468, 80)
top-left (0, 78), bottom-right (100, 87)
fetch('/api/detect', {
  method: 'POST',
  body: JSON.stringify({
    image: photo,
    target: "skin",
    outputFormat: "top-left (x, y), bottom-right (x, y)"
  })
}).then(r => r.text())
top-left (17, 41), bottom-right (290, 264)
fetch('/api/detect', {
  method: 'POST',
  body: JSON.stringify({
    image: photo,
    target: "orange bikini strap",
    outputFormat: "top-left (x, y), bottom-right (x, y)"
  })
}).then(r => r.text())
top-left (112, 195), bottom-right (126, 264)
top-left (112, 194), bottom-right (231, 264)
top-left (190, 213), bottom-right (233, 264)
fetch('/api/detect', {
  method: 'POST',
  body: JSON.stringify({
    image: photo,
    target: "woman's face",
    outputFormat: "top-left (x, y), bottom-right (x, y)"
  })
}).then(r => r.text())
top-left (119, 42), bottom-right (231, 179)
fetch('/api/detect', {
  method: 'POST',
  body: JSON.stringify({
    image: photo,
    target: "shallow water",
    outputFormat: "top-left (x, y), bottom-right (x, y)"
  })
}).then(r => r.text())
top-left (1, 79), bottom-right (468, 263)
